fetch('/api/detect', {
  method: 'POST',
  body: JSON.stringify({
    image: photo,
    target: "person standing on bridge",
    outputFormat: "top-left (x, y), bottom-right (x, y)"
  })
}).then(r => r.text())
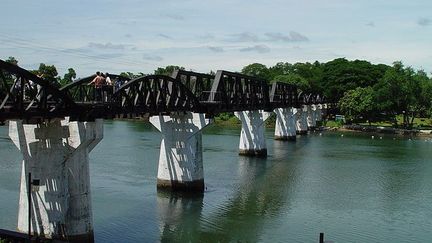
top-left (104, 73), bottom-right (113, 101)
top-left (88, 71), bottom-right (104, 101)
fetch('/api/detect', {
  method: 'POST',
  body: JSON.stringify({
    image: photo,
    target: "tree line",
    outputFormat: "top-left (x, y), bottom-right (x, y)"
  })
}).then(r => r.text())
top-left (4, 56), bottom-right (432, 128)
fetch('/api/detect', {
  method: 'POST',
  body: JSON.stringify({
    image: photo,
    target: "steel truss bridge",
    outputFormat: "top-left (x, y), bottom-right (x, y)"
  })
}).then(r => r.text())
top-left (0, 59), bottom-right (325, 123)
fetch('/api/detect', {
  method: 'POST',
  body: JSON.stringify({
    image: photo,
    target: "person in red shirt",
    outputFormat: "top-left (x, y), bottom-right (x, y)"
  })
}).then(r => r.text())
top-left (88, 71), bottom-right (105, 101)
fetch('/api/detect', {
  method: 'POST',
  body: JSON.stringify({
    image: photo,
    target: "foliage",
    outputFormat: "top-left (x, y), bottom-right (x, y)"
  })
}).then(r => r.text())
top-left (119, 72), bottom-right (144, 79)
top-left (154, 65), bottom-right (184, 76)
top-left (321, 58), bottom-right (389, 102)
top-left (241, 63), bottom-right (271, 82)
top-left (36, 63), bottom-right (59, 86)
top-left (339, 87), bottom-right (376, 122)
top-left (373, 62), bottom-right (429, 127)
top-left (60, 68), bottom-right (76, 86)
top-left (5, 56), bottom-right (18, 65)
top-left (271, 74), bottom-right (310, 91)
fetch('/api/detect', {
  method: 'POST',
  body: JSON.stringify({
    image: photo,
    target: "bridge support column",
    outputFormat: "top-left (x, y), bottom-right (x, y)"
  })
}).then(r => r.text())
top-left (294, 107), bottom-right (308, 135)
top-left (150, 112), bottom-right (212, 193)
top-left (9, 118), bottom-right (103, 243)
top-left (274, 107), bottom-right (296, 141)
top-left (234, 110), bottom-right (271, 157)
top-left (315, 104), bottom-right (323, 122)
top-left (307, 105), bottom-right (317, 130)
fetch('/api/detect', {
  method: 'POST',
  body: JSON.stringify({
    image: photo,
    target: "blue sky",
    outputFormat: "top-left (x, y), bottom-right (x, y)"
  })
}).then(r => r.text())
top-left (0, 0), bottom-right (431, 77)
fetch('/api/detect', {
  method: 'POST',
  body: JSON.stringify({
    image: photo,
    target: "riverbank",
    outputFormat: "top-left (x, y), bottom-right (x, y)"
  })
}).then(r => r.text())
top-left (327, 124), bottom-right (432, 137)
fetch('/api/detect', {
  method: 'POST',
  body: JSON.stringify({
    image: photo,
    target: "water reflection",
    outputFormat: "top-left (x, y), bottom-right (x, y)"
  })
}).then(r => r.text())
top-left (157, 191), bottom-right (203, 242)
top-left (157, 143), bottom-right (299, 242)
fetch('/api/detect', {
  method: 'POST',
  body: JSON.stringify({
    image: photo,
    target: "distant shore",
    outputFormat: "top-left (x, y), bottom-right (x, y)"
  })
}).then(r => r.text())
top-left (327, 124), bottom-right (432, 137)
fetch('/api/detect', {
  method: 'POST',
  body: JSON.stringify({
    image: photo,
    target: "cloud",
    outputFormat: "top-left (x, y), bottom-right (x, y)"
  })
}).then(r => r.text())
top-left (207, 46), bottom-right (224, 53)
top-left (158, 34), bottom-right (174, 40)
top-left (228, 32), bottom-right (260, 42)
top-left (418, 17), bottom-right (431, 26)
top-left (142, 54), bottom-right (163, 61)
top-left (125, 34), bottom-right (132, 38)
top-left (98, 53), bottom-right (125, 59)
top-left (239, 45), bottom-right (270, 53)
top-left (161, 13), bottom-right (185, 21)
top-left (199, 33), bottom-right (214, 39)
top-left (265, 31), bottom-right (309, 42)
top-left (366, 22), bottom-right (375, 27)
top-left (88, 42), bottom-right (126, 50)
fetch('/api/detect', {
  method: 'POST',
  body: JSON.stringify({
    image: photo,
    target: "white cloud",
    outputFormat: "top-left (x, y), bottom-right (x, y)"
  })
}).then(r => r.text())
top-left (239, 45), bottom-right (270, 53)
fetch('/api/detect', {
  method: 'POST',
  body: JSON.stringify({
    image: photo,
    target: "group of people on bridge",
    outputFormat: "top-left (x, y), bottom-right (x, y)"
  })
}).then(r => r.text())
top-left (88, 71), bottom-right (127, 101)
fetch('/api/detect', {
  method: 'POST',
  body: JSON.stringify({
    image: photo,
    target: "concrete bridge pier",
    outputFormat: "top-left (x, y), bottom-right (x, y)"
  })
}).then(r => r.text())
top-left (294, 107), bottom-right (308, 135)
top-left (150, 112), bottom-right (212, 193)
top-left (307, 105), bottom-right (317, 130)
top-left (234, 110), bottom-right (271, 157)
top-left (315, 104), bottom-right (323, 122)
top-left (9, 118), bottom-right (103, 243)
top-left (274, 107), bottom-right (296, 141)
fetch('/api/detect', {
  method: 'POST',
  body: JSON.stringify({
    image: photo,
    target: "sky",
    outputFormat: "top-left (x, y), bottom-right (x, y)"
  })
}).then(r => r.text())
top-left (0, 0), bottom-right (431, 77)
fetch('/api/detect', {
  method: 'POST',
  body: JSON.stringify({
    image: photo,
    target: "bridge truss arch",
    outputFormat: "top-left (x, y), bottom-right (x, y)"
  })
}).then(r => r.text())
top-left (112, 75), bottom-right (201, 116)
top-left (0, 59), bottom-right (78, 123)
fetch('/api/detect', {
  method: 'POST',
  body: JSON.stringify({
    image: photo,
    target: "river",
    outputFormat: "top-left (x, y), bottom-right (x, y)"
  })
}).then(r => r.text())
top-left (1, 120), bottom-right (431, 242)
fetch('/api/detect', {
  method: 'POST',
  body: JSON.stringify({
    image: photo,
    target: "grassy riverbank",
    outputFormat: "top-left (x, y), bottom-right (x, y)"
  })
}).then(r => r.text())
top-left (325, 116), bottom-right (432, 129)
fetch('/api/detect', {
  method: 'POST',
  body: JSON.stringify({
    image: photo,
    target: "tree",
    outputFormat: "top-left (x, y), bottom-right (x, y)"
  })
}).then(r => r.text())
top-left (290, 62), bottom-right (323, 93)
top-left (241, 63), bottom-right (271, 82)
top-left (321, 58), bottom-right (388, 102)
top-left (338, 87), bottom-right (376, 123)
top-left (268, 62), bottom-right (293, 77)
top-left (60, 68), bottom-right (76, 86)
top-left (2, 57), bottom-right (19, 87)
top-left (271, 74), bottom-right (310, 92)
top-left (154, 65), bottom-right (184, 76)
top-left (374, 62), bottom-right (420, 128)
top-left (5, 56), bottom-right (18, 65)
top-left (37, 63), bottom-right (59, 86)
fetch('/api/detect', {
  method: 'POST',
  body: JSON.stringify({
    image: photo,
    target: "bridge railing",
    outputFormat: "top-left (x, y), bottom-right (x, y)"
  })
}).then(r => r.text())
top-left (64, 83), bottom-right (115, 104)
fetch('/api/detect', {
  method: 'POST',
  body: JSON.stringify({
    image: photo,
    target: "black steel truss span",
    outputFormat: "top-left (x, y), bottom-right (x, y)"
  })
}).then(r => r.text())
top-left (204, 70), bottom-right (270, 112)
top-left (112, 75), bottom-right (201, 116)
top-left (171, 70), bottom-right (215, 101)
top-left (269, 82), bottom-right (299, 109)
top-left (0, 60), bottom-right (78, 122)
top-left (0, 59), bottom-right (326, 122)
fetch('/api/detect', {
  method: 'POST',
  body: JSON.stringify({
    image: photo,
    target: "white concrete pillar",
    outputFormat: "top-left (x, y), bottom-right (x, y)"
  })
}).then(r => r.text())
top-left (150, 112), bottom-right (212, 192)
top-left (322, 103), bottom-right (328, 117)
top-left (316, 104), bottom-right (323, 122)
top-left (9, 118), bottom-right (103, 242)
top-left (274, 107), bottom-right (296, 141)
top-left (307, 104), bottom-right (317, 130)
top-left (234, 110), bottom-right (271, 157)
top-left (294, 107), bottom-right (308, 135)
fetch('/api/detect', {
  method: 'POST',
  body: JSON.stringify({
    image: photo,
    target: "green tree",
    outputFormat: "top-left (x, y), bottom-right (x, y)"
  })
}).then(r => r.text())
top-left (37, 63), bottom-right (59, 86)
top-left (154, 65), bottom-right (184, 76)
top-left (2, 56), bottom-right (19, 87)
top-left (241, 63), bottom-right (270, 82)
top-left (5, 56), bottom-right (18, 65)
top-left (271, 74), bottom-right (310, 91)
top-left (290, 62), bottom-right (323, 93)
top-left (321, 58), bottom-right (388, 102)
top-left (374, 62), bottom-right (421, 128)
top-left (60, 68), bottom-right (76, 86)
top-left (338, 87), bottom-right (376, 123)
top-left (268, 62), bottom-right (293, 77)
